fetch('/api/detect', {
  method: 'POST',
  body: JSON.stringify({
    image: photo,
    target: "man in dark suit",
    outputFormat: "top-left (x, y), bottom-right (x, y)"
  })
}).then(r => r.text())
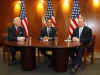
top-left (39, 19), bottom-right (56, 66)
top-left (70, 16), bottom-right (92, 72)
top-left (8, 17), bottom-right (26, 64)
top-left (39, 19), bottom-right (56, 41)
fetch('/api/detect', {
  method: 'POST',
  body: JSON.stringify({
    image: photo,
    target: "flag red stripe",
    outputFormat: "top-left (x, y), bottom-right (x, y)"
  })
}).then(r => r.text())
top-left (69, 31), bottom-right (72, 36)
top-left (23, 19), bottom-right (28, 35)
top-left (21, 20), bottom-right (28, 37)
top-left (72, 19), bottom-right (78, 27)
top-left (24, 18), bottom-right (28, 27)
top-left (70, 23), bottom-right (74, 30)
top-left (50, 17), bottom-right (56, 27)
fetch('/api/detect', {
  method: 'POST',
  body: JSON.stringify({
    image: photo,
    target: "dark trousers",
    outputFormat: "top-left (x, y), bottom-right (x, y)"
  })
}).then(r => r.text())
top-left (11, 47), bottom-right (16, 61)
top-left (69, 46), bottom-right (84, 66)
top-left (39, 48), bottom-right (55, 57)
top-left (39, 48), bottom-right (56, 64)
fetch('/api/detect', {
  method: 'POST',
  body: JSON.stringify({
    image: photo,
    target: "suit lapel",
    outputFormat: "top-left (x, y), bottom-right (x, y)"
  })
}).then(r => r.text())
top-left (45, 27), bottom-right (48, 36)
top-left (12, 25), bottom-right (18, 35)
top-left (80, 26), bottom-right (85, 39)
top-left (46, 27), bottom-right (52, 36)
top-left (77, 28), bottom-right (79, 38)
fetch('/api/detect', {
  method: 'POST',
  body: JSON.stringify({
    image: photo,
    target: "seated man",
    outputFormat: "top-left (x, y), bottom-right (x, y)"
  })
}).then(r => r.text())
top-left (39, 19), bottom-right (56, 41)
top-left (39, 19), bottom-right (56, 66)
top-left (8, 17), bottom-right (26, 64)
top-left (70, 16), bottom-right (92, 72)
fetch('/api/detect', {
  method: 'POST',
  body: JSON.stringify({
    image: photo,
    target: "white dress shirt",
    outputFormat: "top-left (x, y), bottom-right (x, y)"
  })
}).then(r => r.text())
top-left (47, 27), bottom-right (51, 36)
top-left (79, 27), bottom-right (84, 39)
top-left (14, 25), bottom-right (18, 31)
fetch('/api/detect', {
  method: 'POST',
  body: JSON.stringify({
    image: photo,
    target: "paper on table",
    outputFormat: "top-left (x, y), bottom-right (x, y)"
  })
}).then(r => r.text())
top-left (64, 39), bottom-right (72, 42)
top-left (17, 37), bottom-right (25, 42)
top-left (42, 39), bottom-right (48, 42)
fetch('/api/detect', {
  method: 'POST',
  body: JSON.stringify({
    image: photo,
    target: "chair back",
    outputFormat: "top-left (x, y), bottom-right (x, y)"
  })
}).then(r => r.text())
top-left (83, 35), bottom-right (96, 68)
top-left (86, 35), bottom-right (96, 52)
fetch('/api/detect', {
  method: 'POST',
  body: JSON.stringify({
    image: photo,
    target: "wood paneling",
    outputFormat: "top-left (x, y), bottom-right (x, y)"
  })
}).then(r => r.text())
top-left (0, 0), bottom-right (100, 51)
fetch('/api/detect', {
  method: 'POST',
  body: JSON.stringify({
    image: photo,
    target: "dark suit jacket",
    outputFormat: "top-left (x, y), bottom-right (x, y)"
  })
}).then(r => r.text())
top-left (71, 26), bottom-right (92, 45)
top-left (39, 27), bottom-right (56, 40)
top-left (8, 25), bottom-right (26, 41)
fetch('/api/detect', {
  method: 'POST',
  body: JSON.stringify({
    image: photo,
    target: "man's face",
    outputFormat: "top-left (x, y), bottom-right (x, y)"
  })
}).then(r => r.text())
top-left (78, 18), bottom-right (84, 27)
top-left (47, 20), bottom-right (52, 28)
top-left (14, 17), bottom-right (21, 27)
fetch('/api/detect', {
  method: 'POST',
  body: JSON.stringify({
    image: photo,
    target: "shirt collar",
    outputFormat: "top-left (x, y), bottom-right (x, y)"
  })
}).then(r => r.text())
top-left (47, 27), bottom-right (51, 30)
top-left (79, 26), bottom-right (84, 30)
top-left (14, 25), bottom-right (18, 30)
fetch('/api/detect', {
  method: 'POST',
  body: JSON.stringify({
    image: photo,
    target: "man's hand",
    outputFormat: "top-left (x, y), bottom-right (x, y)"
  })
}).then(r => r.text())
top-left (42, 36), bottom-right (50, 41)
top-left (17, 37), bottom-right (25, 41)
top-left (72, 37), bottom-right (80, 41)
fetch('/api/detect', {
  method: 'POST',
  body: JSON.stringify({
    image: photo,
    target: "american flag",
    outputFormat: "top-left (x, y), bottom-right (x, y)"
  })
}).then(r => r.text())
top-left (69, 0), bottom-right (80, 38)
top-left (42, 0), bottom-right (56, 27)
top-left (20, 0), bottom-right (28, 37)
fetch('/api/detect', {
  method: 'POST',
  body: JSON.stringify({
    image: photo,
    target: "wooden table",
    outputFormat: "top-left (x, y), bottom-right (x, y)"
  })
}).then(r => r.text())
top-left (4, 39), bottom-right (80, 72)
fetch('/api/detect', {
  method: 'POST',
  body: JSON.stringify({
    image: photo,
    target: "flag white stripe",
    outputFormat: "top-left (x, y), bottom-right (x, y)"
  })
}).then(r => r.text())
top-left (51, 16), bottom-right (56, 23)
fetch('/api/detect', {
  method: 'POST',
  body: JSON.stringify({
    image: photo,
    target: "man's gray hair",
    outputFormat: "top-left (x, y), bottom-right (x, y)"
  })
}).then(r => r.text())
top-left (13, 17), bottom-right (20, 24)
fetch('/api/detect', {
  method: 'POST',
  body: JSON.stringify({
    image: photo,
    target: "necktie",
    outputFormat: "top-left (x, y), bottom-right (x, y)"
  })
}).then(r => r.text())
top-left (16, 28), bottom-right (18, 34)
top-left (47, 28), bottom-right (50, 36)
top-left (79, 28), bottom-right (83, 39)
